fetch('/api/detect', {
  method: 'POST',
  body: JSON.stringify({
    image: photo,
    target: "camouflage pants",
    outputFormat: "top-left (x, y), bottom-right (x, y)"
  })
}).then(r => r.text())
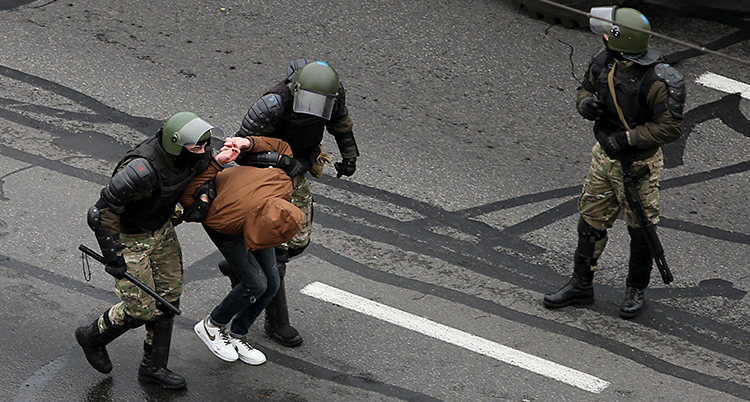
top-left (578, 144), bottom-right (663, 259)
top-left (98, 220), bottom-right (183, 340)
top-left (276, 174), bottom-right (313, 253)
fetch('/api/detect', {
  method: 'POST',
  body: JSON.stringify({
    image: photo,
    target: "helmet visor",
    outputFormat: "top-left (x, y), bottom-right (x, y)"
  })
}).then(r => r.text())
top-left (293, 86), bottom-right (337, 120)
top-left (176, 117), bottom-right (224, 146)
top-left (590, 6), bottom-right (616, 35)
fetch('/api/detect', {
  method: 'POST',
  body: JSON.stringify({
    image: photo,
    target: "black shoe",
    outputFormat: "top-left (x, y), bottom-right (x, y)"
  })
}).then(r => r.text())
top-left (619, 286), bottom-right (645, 319)
top-left (264, 320), bottom-right (303, 347)
top-left (543, 275), bottom-right (595, 308)
top-left (138, 363), bottom-right (187, 390)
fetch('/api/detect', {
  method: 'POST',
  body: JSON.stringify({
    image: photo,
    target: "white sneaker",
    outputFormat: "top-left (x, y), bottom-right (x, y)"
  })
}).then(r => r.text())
top-left (194, 316), bottom-right (238, 362)
top-left (230, 336), bottom-right (266, 365)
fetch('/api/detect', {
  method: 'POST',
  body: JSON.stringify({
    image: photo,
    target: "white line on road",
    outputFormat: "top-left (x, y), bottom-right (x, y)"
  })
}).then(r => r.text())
top-left (301, 281), bottom-right (610, 394)
top-left (696, 72), bottom-right (750, 99)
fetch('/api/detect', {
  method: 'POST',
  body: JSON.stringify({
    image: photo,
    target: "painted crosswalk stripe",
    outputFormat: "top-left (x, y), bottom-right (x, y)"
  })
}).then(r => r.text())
top-left (301, 281), bottom-right (610, 393)
top-left (696, 72), bottom-right (750, 99)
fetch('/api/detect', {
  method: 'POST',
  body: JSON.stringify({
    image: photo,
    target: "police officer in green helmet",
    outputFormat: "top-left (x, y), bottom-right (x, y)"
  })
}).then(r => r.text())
top-left (233, 59), bottom-right (360, 347)
top-left (543, 7), bottom-right (685, 318)
top-left (75, 112), bottom-right (238, 389)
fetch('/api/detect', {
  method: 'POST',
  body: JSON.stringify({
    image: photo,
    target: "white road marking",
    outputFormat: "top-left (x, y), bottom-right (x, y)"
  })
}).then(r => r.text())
top-left (696, 72), bottom-right (750, 99)
top-left (301, 281), bottom-right (610, 394)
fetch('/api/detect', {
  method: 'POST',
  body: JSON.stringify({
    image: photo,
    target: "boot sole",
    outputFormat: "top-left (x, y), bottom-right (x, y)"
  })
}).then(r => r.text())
top-left (619, 309), bottom-right (643, 319)
top-left (137, 373), bottom-right (187, 390)
top-left (266, 329), bottom-right (303, 347)
top-left (543, 297), bottom-right (595, 309)
top-left (271, 335), bottom-right (303, 347)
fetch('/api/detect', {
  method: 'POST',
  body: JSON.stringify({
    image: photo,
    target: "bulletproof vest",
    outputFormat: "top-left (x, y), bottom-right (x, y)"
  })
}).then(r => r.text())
top-left (264, 81), bottom-right (327, 160)
top-left (590, 51), bottom-right (658, 135)
top-left (115, 135), bottom-right (203, 233)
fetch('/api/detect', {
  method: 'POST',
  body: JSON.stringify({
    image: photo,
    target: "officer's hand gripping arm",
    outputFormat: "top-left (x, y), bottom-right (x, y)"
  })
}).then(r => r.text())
top-left (183, 180), bottom-right (216, 222)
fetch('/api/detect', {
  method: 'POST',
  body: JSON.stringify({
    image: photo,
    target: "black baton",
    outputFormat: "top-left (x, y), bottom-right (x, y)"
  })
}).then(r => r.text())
top-left (78, 244), bottom-right (182, 316)
top-left (620, 157), bottom-right (674, 285)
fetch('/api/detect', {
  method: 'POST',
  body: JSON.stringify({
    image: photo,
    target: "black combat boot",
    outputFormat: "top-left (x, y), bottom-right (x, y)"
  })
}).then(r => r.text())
top-left (543, 217), bottom-right (606, 309)
top-left (264, 260), bottom-right (303, 347)
top-left (620, 286), bottom-right (645, 318)
top-left (138, 308), bottom-right (186, 390)
top-left (75, 311), bottom-right (132, 374)
top-left (620, 227), bottom-right (653, 319)
top-left (543, 257), bottom-right (595, 308)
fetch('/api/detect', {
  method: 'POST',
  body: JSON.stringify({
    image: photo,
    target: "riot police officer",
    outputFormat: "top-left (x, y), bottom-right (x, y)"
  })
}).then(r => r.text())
top-left (75, 112), bottom-right (236, 389)
top-left (230, 59), bottom-right (361, 346)
top-left (543, 7), bottom-right (685, 318)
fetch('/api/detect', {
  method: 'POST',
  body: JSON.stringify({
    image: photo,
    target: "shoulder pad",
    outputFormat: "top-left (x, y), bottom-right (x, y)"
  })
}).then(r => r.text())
top-left (590, 48), bottom-right (612, 74)
top-left (654, 63), bottom-right (686, 118)
top-left (286, 58), bottom-right (318, 80)
top-left (581, 47), bottom-right (611, 92)
top-left (238, 93), bottom-right (286, 136)
top-left (101, 158), bottom-right (157, 211)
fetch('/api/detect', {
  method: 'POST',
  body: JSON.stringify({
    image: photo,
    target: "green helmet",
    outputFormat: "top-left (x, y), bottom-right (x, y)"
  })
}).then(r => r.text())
top-left (161, 111), bottom-right (223, 155)
top-left (291, 61), bottom-right (339, 119)
top-left (608, 8), bottom-right (650, 54)
top-left (590, 7), bottom-right (659, 65)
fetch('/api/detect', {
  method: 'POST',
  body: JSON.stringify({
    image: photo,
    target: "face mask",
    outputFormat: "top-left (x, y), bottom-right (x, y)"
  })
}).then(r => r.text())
top-left (173, 146), bottom-right (208, 169)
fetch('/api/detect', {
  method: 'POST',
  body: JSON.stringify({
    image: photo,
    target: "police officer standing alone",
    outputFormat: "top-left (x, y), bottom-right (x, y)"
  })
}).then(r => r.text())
top-left (543, 7), bottom-right (685, 318)
top-left (232, 59), bottom-right (361, 346)
top-left (75, 112), bottom-right (238, 389)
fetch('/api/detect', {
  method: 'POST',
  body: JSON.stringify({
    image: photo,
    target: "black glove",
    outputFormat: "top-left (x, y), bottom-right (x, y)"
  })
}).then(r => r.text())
top-left (278, 155), bottom-right (306, 178)
top-left (195, 179), bottom-right (216, 201)
top-left (580, 97), bottom-right (605, 121)
top-left (183, 198), bottom-right (210, 222)
top-left (334, 158), bottom-right (356, 178)
top-left (105, 256), bottom-right (127, 280)
top-left (597, 130), bottom-right (630, 158)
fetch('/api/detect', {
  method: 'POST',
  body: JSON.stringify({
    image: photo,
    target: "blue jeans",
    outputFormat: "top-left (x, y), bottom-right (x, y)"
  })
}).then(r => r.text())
top-left (203, 225), bottom-right (280, 337)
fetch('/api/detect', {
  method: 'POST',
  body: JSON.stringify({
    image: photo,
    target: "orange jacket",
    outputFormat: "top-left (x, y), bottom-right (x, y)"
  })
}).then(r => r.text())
top-left (181, 137), bottom-right (304, 250)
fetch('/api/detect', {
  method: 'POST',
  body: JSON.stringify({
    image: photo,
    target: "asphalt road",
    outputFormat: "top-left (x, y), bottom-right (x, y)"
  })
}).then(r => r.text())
top-left (1, 0), bottom-right (750, 401)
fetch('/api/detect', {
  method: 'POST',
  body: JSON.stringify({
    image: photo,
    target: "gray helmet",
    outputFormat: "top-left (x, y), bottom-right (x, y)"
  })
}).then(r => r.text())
top-left (291, 61), bottom-right (339, 119)
top-left (161, 111), bottom-right (223, 155)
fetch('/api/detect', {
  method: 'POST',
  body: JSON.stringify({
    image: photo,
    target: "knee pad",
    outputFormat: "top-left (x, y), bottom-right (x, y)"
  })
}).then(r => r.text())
top-left (578, 217), bottom-right (607, 244)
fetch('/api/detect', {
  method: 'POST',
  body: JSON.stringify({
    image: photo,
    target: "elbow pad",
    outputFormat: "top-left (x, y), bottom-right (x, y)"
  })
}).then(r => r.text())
top-left (87, 199), bottom-right (125, 265)
top-left (101, 158), bottom-right (156, 212)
